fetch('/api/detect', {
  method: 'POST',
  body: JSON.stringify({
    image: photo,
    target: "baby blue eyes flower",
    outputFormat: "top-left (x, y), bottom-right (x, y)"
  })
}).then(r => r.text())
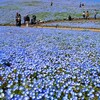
top-left (0, 93), bottom-right (4, 98)
top-left (0, 89), bottom-right (3, 93)
top-left (24, 96), bottom-right (29, 100)
top-left (0, 25), bottom-right (100, 99)
top-left (78, 92), bottom-right (82, 97)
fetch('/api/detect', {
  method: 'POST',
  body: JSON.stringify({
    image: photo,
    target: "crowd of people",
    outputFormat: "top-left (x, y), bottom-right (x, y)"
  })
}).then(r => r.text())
top-left (16, 13), bottom-right (37, 27)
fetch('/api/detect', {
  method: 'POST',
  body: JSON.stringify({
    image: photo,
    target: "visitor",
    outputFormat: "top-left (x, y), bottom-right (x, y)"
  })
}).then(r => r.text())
top-left (16, 12), bottom-right (19, 26)
top-left (18, 14), bottom-right (21, 27)
top-left (82, 11), bottom-right (85, 19)
top-left (68, 15), bottom-right (72, 21)
top-left (79, 2), bottom-right (81, 8)
top-left (31, 15), bottom-right (36, 25)
top-left (85, 11), bottom-right (89, 19)
top-left (51, 2), bottom-right (53, 6)
top-left (16, 13), bottom-right (21, 27)
top-left (94, 9), bottom-right (98, 19)
top-left (25, 15), bottom-right (30, 27)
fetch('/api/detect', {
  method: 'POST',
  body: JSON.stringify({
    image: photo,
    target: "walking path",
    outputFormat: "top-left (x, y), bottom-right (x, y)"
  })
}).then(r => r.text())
top-left (0, 18), bottom-right (100, 32)
top-left (32, 25), bottom-right (100, 32)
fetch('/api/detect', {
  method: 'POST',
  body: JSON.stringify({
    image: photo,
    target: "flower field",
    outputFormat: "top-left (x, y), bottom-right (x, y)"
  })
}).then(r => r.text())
top-left (0, 26), bottom-right (100, 99)
top-left (0, 0), bottom-right (100, 100)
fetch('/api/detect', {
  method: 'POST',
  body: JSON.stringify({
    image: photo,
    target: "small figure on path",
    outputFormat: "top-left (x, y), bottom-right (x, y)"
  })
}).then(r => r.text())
top-left (25, 15), bottom-right (30, 27)
top-left (68, 15), bottom-right (72, 21)
top-left (94, 9), bottom-right (98, 19)
top-left (16, 12), bottom-right (21, 27)
top-left (16, 12), bottom-right (19, 26)
top-left (31, 15), bottom-right (36, 25)
top-left (85, 11), bottom-right (89, 19)
top-left (82, 11), bottom-right (85, 19)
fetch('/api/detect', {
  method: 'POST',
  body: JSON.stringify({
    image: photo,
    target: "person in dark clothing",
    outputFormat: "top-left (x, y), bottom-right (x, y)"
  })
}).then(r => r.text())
top-left (79, 2), bottom-right (81, 8)
top-left (82, 11), bottom-right (85, 19)
top-left (25, 15), bottom-right (30, 27)
top-left (94, 9), bottom-right (98, 19)
top-left (18, 14), bottom-right (21, 26)
top-left (16, 13), bottom-right (21, 27)
top-left (51, 2), bottom-right (53, 6)
top-left (16, 12), bottom-right (19, 26)
top-left (68, 15), bottom-right (72, 21)
top-left (31, 15), bottom-right (36, 25)
top-left (85, 11), bottom-right (89, 19)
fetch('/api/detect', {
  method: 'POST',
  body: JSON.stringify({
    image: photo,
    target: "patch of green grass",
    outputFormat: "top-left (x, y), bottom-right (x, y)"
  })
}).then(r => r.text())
top-left (0, 5), bottom-right (20, 10)
top-left (23, 1), bottom-right (40, 6)
top-left (75, 13), bottom-right (82, 17)
top-left (13, 90), bottom-right (23, 95)
top-left (53, 12), bottom-right (82, 19)
top-left (54, 12), bottom-right (68, 19)
top-left (34, 12), bottom-right (51, 20)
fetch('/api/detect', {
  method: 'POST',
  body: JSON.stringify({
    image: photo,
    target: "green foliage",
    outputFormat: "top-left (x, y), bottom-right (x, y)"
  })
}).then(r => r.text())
top-left (33, 72), bottom-right (38, 79)
top-left (0, 5), bottom-right (20, 10)
top-left (0, 82), bottom-right (8, 91)
top-left (36, 12), bottom-right (51, 20)
top-left (75, 13), bottom-right (82, 17)
top-left (13, 90), bottom-right (23, 95)
top-left (13, 69), bottom-right (17, 73)
top-left (54, 12), bottom-right (68, 19)
top-left (68, 92), bottom-right (72, 99)
top-left (0, 64), bottom-right (2, 67)
top-left (23, 1), bottom-right (40, 6)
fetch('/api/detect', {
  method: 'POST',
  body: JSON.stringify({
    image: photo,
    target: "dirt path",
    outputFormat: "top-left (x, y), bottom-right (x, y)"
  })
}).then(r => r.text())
top-left (32, 25), bottom-right (100, 32)
top-left (0, 18), bottom-right (100, 32)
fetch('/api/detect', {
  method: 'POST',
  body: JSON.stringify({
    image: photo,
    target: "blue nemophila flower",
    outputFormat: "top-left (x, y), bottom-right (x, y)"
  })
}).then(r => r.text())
top-left (0, 89), bottom-right (3, 93)
top-left (23, 96), bottom-right (29, 100)
top-left (0, 93), bottom-right (4, 99)
top-left (0, 27), bottom-right (100, 99)
top-left (78, 92), bottom-right (82, 97)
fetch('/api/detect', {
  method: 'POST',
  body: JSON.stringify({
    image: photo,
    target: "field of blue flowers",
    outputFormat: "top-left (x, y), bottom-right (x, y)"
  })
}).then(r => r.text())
top-left (0, 0), bottom-right (100, 100)
top-left (0, 26), bottom-right (100, 99)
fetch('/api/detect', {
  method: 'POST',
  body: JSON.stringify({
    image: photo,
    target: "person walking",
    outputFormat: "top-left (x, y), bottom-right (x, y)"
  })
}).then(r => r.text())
top-left (51, 2), bottom-right (53, 6)
top-left (85, 11), bottom-right (89, 19)
top-left (82, 11), bottom-right (85, 19)
top-left (25, 15), bottom-right (30, 27)
top-left (79, 2), bottom-right (81, 8)
top-left (31, 15), bottom-right (36, 25)
top-left (68, 15), bottom-right (72, 21)
top-left (16, 12), bottom-right (19, 26)
top-left (94, 9), bottom-right (98, 19)
top-left (18, 14), bottom-right (21, 27)
top-left (16, 12), bottom-right (21, 27)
